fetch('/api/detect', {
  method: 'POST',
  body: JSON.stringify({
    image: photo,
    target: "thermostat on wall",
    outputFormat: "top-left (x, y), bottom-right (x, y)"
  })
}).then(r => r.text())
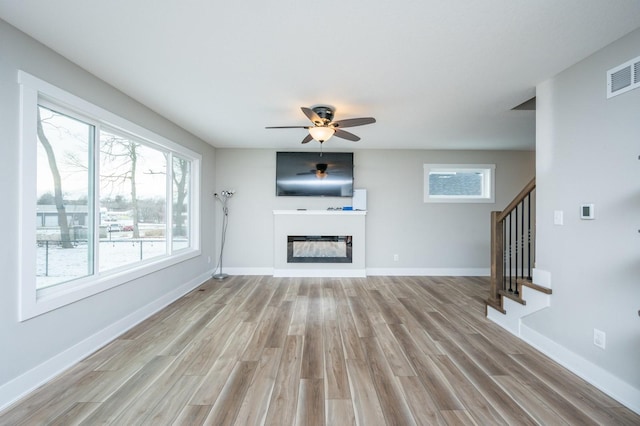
top-left (580, 203), bottom-right (595, 220)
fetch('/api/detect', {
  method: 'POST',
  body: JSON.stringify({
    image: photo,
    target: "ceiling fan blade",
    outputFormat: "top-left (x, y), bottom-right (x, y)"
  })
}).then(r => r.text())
top-left (265, 126), bottom-right (310, 129)
top-left (301, 107), bottom-right (323, 125)
top-left (301, 134), bottom-right (314, 144)
top-left (334, 129), bottom-right (360, 141)
top-left (332, 117), bottom-right (376, 128)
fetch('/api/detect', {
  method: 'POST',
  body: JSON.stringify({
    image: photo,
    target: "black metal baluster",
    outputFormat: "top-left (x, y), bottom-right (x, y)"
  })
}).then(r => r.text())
top-left (520, 199), bottom-right (525, 279)
top-left (527, 192), bottom-right (532, 280)
top-left (508, 212), bottom-right (513, 293)
top-left (503, 217), bottom-right (507, 292)
top-left (514, 205), bottom-right (519, 296)
top-left (521, 198), bottom-right (525, 281)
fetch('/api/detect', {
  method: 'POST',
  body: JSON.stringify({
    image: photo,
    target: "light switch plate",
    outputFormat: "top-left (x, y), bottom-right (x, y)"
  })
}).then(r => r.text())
top-left (554, 210), bottom-right (564, 225)
top-left (594, 328), bottom-right (606, 349)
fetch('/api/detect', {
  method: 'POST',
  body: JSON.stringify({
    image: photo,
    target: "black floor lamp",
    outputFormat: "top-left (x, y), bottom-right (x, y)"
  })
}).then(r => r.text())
top-left (213, 190), bottom-right (234, 280)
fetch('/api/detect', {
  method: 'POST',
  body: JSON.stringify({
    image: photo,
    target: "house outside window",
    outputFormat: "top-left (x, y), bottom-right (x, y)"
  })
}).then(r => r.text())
top-left (19, 71), bottom-right (201, 320)
top-left (424, 164), bottom-right (495, 203)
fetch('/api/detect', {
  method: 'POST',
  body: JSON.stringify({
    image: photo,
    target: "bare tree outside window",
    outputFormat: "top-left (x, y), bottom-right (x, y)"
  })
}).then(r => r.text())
top-left (37, 109), bottom-right (73, 248)
top-left (172, 156), bottom-right (190, 250)
top-left (100, 132), bottom-right (142, 237)
top-left (99, 130), bottom-right (167, 272)
top-left (36, 105), bottom-right (93, 288)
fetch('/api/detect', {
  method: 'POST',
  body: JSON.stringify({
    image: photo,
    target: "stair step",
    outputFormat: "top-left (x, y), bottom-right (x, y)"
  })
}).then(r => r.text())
top-left (488, 277), bottom-right (552, 315)
top-left (485, 299), bottom-right (505, 315)
top-left (517, 278), bottom-right (552, 294)
top-left (498, 289), bottom-right (526, 305)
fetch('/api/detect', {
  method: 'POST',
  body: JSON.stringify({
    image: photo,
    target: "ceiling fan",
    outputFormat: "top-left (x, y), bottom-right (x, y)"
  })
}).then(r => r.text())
top-left (266, 105), bottom-right (376, 145)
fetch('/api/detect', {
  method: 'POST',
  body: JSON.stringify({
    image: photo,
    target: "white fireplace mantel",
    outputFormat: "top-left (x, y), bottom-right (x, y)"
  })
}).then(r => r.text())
top-left (273, 209), bottom-right (367, 216)
top-left (273, 210), bottom-right (366, 277)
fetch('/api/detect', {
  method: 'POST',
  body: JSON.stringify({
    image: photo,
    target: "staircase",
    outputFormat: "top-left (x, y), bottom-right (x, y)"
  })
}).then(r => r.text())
top-left (485, 178), bottom-right (553, 335)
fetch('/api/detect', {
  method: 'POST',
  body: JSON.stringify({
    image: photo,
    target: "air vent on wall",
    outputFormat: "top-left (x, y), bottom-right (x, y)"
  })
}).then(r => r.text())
top-left (607, 55), bottom-right (640, 98)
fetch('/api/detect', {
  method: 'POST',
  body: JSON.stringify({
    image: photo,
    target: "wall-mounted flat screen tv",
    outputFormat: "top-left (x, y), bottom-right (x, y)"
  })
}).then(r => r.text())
top-left (276, 151), bottom-right (354, 197)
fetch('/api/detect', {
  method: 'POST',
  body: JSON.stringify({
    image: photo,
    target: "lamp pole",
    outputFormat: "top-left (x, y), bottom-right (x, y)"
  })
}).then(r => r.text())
top-left (213, 190), bottom-right (234, 280)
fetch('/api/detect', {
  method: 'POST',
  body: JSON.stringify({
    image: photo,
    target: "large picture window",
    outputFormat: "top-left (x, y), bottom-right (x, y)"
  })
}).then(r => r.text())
top-left (20, 71), bottom-right (201, 320)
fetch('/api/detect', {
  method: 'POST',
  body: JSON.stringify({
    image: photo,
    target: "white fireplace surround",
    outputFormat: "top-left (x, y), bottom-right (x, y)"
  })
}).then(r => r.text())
top-left (273, 210), bottom-right (366, 277)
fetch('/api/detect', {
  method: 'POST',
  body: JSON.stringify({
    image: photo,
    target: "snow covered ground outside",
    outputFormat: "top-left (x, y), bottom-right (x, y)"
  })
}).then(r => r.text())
top-left (36, 236), bottom-right (188, 289)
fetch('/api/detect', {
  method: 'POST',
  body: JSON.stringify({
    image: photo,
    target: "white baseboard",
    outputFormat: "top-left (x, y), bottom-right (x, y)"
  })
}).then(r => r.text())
top-left (0, 270), bottom-right (211, 412)
top-left (220, 267), bottom-right (490, 278)
top-left (486, 303), bottom-right (521, 336)
top-left (222, 267), bottom-right (274, 276)
top-left (366, 267), bottom-right (490, 276)
top-left (273, 269), bottom-right (366, 278)
top-left (520, 323), bottom-right (640, 415)
top-left (488, 266), bottom-right (639, 415)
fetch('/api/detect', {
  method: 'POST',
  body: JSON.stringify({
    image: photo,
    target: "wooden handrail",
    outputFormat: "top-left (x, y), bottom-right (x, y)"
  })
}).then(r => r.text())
top-left (488, 177), bottom-right (536, 310)
top-left (497, 178), bottom-right (535, 223)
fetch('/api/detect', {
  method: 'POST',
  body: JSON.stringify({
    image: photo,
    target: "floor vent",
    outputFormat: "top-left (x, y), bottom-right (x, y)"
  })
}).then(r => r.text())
top-left (607, 55), bottom-right (640, 98)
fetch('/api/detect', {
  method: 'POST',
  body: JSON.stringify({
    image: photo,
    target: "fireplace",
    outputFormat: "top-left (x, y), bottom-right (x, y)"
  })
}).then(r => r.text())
top-left (273, 210), bottom-right (366, 277)
top-left (287, 235), bottom-right (352, 263)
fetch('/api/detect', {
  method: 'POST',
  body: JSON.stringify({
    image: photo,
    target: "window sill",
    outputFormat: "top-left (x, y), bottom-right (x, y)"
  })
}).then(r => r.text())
top-left (424, 197), bottom-right (495, 204)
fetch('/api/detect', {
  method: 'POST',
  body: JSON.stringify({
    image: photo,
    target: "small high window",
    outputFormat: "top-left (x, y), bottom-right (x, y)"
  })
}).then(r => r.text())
top-left (424, 164), bottom-right (495, 203)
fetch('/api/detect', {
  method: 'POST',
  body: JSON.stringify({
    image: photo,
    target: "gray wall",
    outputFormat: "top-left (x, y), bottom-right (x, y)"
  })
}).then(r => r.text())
top-left (215, 149), bottom-right (535, 273)
top-left (0, 20), bottom-right (216, 403)
top-left (527, 28), bottom-right (640, 390)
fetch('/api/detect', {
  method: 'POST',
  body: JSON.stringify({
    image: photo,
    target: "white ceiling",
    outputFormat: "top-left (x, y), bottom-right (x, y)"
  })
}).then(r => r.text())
top-left (1, 1), bottom-right (639, 151)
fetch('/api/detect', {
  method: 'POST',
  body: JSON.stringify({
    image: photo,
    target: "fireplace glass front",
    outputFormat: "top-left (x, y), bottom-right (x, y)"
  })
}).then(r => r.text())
top-left (287, 235), bottom-right (353, 263)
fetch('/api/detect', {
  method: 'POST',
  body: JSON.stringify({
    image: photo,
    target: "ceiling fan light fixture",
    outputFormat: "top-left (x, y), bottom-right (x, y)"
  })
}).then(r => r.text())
top-left (308, 126), bottom-right (335, 143)
top-left (266, 105), bottom-right (375, 147)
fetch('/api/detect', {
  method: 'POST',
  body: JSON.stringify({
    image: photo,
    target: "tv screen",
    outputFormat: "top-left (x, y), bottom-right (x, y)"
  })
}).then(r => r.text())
top-left (276, 152), bottom-right (354, 197)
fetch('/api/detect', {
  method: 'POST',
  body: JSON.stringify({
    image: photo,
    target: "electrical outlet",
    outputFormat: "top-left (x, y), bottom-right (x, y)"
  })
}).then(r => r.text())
top-left (393, 254), bottom-right (399, 262)
top-left (593, 328), bottom-right (606, 349)
top-left (207, 256), bottom-right (211, 264)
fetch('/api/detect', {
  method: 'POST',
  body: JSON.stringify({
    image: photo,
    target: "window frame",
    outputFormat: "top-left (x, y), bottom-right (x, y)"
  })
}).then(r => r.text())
top-left (423, 163), bottom-right (496, 203)
top-left (19, 71), bottom-right (201, 321)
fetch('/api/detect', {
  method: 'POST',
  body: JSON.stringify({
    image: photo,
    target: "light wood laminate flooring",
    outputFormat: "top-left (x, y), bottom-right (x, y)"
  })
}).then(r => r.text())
top-left (1, 276), bottom-right (638, 425)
